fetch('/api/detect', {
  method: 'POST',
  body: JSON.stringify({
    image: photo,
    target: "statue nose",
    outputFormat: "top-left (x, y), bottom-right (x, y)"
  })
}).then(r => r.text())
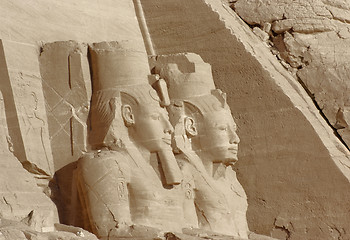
top-left (162, 115), bottom-right (174, 134)
top-left (229, 132), bottom-right (240, 144)
top-left (164, 122), bottom-right (174, 134)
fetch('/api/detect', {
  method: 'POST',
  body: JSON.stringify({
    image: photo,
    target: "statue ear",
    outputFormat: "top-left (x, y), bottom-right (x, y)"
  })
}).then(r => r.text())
top-left (184, 116), bottom-right (197, 137)
top-left (122, 104), bottom-right (135, 127)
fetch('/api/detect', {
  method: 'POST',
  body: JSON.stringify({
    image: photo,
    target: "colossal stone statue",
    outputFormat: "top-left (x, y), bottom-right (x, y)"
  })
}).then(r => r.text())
top-left (76, 42), bottom-right (193, 238)
top-left (76, 42), bottom-right (249, 239)
top-left (87, 41), bottom-right (182, 186)
top-left (154, 53), bottom-right (249, 238)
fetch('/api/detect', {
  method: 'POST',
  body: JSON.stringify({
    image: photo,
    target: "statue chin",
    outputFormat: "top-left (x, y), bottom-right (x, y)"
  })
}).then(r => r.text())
top-left (223, 151), bottom-right (239, 163)
top-left (134, 139), bottom-right (173, 153)
top-left (205, 147), bottom-right (238, 164)
top-left (213, 157), bottom-right (238, 164)
top-left (222, 156), bottom-right (238, 164)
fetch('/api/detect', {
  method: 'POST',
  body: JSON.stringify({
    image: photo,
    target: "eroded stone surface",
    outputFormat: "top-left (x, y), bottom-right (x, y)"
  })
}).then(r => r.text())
top-left (39, 41), bottom-right (91, 171)
top-left (0, 0), bottom-right (350, 240)
top-left (0, 219), bottom-right (98, 240)
top-left (0, 0), bottom-right (146, 49)
top-left (0, 91), bottom-right (58, 232)
top-left (233, 0), bottom-right (350, 149)
top-left (75, 42), bottom-right (251, 239)
top-left (140, 0), bottom-right (350, 239)
top-left (38, 41), bottom-right (92, 227)
top-left (0, 40), bottom-right (54, 177)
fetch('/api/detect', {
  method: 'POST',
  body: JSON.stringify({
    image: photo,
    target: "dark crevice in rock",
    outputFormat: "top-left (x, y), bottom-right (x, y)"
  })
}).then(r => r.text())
top-left (246, 22), bottom-right (261, 29)
top-left (22, 161), bottom-right (50, 176)
top-left (164, 232), bottom-right (181, 240)
top-left (270, 27), bottom-right (280, 37)
top-left (39, 45), bottom-right (44, 56)
top-left (274, 226), bottom-right (291, 240)
top-left (296, 75), bottom-right (350, 151)
top-left (228, 4), bottom-right (261, 29)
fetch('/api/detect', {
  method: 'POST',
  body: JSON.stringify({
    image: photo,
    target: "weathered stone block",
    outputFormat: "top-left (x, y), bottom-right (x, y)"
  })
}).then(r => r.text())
top-left (39, 41), bottom-right (91, 171)
top-left (140, 0), bottom-right (350, 239)
top-left (0, 40), bottom-right (54, 176)
top-left (0, 91), bottom-right (58, 232)
top-left (233, 0), bottom-right (350, 148)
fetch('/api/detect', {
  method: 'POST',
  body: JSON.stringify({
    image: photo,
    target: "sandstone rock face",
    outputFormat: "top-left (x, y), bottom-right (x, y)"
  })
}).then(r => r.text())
top-left (0, 40), bottom-right (59, 233)
top-left (0, 0), bottom-right (349, 240)
top-left (0, 84), bottom-right (58, 232)
top-left (140, 0), bottom-right (350, 239)
top-left (233, 0), bottom-right (350, 149)
top-left (0, 40), bottom-right (54, 177)
top-left (1, 1), bottom-right (253, 239)
top-left (38, 41), bottom-right (92, 226)
top-left (72, 43), bottom-right (250, 239)
top-left (39, 41), bottom-right (91, 171)
top-left (0, 0), bottom-right (145, 49)
top-left (0, 220), bottom-right (98, 240)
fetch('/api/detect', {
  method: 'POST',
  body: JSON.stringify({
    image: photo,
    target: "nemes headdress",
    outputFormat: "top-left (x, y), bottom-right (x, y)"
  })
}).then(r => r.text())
top-left (153, 53), bottom-right (230, 154)
top-left (89, 42), bottom-right (183, 185)
top-left (89, 41), bottom-right (161, 147)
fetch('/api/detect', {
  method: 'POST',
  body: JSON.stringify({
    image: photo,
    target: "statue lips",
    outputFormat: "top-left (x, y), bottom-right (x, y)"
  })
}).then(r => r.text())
top-left (226, 145), bottom-right (238, 161)
top-left (228, 146), bottom-right (238, 153)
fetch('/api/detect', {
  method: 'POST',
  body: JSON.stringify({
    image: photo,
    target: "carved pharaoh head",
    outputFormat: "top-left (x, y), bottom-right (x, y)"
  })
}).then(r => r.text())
top-left (183, 95), bottom-right (240, 163)
top-left (119, 86), bottom-right (174, 152)
top-left (88, 41), bottom-right (173, 151)
top-left (155, 53), bottom-right (240, 163)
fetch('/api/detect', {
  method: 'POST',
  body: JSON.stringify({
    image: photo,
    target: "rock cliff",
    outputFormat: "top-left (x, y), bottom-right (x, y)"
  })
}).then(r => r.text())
top-left (232, 0), bottom-right (350, 148)
top-left (0, 0), bottom-right (349, 240)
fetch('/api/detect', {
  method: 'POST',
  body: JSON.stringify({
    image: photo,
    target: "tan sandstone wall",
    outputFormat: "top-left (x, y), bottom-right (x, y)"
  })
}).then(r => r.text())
top-left (0, 0), bottom-right (350, 239)
top-left (140, 0), bottom-right (350, 239)
top-left (0, 0), bottom-right (144, 49)
top-left (232, 0), bottom-right (350, 149)
top-left (0, 0), bottom-right (146, 234)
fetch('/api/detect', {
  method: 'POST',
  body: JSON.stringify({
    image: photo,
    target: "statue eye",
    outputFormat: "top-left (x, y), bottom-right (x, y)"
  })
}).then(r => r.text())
top-left (218, 125), bottom-right (227, 131)
top-left (151, 113), bottom-right (161, 120)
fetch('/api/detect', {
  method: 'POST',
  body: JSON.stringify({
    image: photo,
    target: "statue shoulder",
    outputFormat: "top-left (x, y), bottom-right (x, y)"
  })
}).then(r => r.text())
top-left (77, 150), bottom-right (131, 180)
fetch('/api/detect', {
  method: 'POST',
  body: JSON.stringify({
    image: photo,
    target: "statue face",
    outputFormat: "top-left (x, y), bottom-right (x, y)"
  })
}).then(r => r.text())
top-left (198, 108), bottom-right (240, 163)
top-left (131, 102), bottom-right (174, 152)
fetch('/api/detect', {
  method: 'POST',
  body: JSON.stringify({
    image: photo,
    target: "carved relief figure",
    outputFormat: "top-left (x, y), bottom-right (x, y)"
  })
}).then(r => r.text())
top-left (155, 53), bottom-right (249, 238)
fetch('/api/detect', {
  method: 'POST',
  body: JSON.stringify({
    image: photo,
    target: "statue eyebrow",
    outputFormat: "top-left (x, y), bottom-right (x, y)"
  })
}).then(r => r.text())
top-left (149, 112), bottom-right (160, 117)
top-left (217, 124), bottom-right (228, 129)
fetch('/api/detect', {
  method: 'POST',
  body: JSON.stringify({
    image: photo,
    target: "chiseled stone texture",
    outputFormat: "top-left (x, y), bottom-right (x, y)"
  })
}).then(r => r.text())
top-left (0, 219), bottom-right (98, 240)
top-left (0, 1), bottom-right (349, 239)
top-left (233, 0), bottom-right (350, 149)
top-left (39, 41), bottom-right (91, 171)
top-left (38, 41), bottom-right (92, 227)
top-left (0, 92), bottom-right (58, 232)
top-left (0, 0), bottom-right (149, 230)
top-left (0, 40), bottom-right (54, 176)
top-left (140, 0), bottom-right (350, 239)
